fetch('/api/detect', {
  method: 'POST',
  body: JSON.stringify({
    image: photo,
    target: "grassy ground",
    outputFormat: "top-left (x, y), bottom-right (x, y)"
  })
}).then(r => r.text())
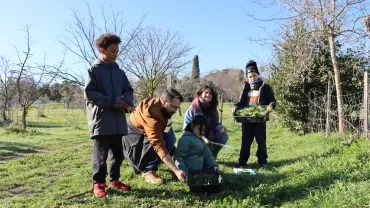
top-left (0, 103), bottom-right (369, 208)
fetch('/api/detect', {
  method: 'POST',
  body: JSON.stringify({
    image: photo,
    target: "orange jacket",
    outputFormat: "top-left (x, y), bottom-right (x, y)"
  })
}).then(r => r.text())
top-left (129, 98), bottom-right (169, 159)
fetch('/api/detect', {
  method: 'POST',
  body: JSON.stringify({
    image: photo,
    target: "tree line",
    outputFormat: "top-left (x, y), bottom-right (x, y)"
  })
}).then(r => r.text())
top-left (2, 1), bottom-right (370, 135)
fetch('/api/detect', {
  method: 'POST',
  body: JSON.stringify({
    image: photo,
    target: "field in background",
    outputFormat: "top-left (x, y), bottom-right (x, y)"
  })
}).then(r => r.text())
top-left (0, 103), bottom-right (369, 207)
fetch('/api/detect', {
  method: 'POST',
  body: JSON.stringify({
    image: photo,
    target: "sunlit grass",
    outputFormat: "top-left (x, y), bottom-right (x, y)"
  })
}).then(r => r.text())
top-left (0, 103), bottom-right (369, 207)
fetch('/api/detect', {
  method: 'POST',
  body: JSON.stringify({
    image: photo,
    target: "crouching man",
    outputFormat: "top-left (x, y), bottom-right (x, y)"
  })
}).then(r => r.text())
top-left (122, 89), bottom-right (187, 184)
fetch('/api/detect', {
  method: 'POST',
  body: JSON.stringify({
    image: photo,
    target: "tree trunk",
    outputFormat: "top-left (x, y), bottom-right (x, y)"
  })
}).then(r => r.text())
top-left (364, 71), bottom-right (368, 139)
top-left (1, 100), bottom-right (9, 125)
top-left (67, 97), bottom-right (70, 109)
top-left (328, 33), bottom-right (345, 134)
top-left (325, 73), bottom-right (332, 137)
top-left (21, 107), bottom-right (27, 130)
top-left (219, 91), bottom-right (224, 124)
top-left (1, 109), bottom-right (7, 125)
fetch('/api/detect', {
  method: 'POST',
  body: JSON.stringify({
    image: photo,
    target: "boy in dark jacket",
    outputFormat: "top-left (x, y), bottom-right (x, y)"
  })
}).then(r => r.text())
top-left (232, 60), bottom-right (277, 169)
top-left (84, 33), bottom-right (134, 197)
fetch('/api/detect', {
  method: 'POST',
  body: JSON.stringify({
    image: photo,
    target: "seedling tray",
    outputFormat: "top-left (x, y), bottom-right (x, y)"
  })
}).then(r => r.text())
top-left (233, 106), bottom-right (269, 123)
top-left (186, 168), bottom-right (222, 194)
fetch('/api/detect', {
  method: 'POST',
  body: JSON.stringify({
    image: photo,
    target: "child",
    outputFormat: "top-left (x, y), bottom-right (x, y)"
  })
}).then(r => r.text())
top-left (84, 33), bottom-right (134, 197)
top-left (174, 115), bottom-right (220, 173)
top-left (183, 85), bottom-right (228, 159)
top-left (232, 60), bottom-right (276, 169)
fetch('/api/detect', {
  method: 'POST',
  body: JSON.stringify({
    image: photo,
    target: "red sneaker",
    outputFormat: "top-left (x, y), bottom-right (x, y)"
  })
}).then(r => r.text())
top-left (110, 180), bottom-right (132, 191)
top-left (93, 183), bottom-right (107, 198)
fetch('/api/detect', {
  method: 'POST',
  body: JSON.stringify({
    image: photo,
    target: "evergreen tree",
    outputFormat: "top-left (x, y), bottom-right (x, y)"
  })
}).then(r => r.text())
top-left (192, 55), bottom-right (200, 80)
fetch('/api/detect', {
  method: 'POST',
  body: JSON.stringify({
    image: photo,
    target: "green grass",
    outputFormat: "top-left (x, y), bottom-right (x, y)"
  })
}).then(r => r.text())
top-left (0, 103), bottom-right (369, 207)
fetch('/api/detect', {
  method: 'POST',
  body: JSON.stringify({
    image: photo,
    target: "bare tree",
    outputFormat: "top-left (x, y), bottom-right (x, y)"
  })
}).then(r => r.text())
top-left (50, 2), bottom-right (145, 86)
top-left (250, 0), bottom-right (370, 134)
top-left (0, 56), bottom-right (16, 125)
top-left (122, 27), bottom-right (193, 99)
top-left (12, 25), bottom-right (63, 130)
top-left (203, 68), bottom-right (245, 101)
top-left (60, 81), bottom-right (84, 109)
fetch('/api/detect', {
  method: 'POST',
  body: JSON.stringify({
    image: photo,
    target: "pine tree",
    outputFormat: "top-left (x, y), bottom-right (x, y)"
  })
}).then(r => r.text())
top-left (192, 55), bottom-right (200, 80)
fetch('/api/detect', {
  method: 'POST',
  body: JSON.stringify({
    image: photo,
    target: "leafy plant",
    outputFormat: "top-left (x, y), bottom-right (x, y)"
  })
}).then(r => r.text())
top-left (187, 173), bottom-right (219, 185)
top-left (235, 106), bottom-right (267, 117)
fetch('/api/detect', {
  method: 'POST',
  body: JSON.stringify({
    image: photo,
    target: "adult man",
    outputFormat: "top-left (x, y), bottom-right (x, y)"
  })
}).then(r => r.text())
top-left (122, 89), bottom-right (187, 184)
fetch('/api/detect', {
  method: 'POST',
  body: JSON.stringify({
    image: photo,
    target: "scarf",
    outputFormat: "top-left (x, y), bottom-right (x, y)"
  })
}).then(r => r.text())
top-left (191, 97), bottom-right (218, 140)
top-left (249, 77), bottom-right (263, 89)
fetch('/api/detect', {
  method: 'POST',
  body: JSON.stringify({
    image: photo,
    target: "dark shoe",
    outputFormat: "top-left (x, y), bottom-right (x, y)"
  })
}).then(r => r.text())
top-left (259, 164), bottom-right (267, 169)
top-left (110, 180), bottom-right (132, 191)
top-left (234, 162), bottom-right (246, 168)
top-left (93, 183), bottom-right (107, 198)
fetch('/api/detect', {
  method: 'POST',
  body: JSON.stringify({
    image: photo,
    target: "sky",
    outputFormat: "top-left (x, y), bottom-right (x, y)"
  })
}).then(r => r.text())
top-left (0, 0), bottom-right (286, 77)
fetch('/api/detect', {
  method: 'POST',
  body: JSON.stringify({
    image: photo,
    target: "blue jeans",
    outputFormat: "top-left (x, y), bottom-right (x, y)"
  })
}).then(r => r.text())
top-left (144, 128), bottom-right (176, 172)
top-left (210, 123), bottom-right (229, 159)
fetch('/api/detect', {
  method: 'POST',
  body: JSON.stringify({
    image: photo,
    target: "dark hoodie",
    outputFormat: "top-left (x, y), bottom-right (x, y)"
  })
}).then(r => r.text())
top-left (84, 59), bottom-right (134, 138)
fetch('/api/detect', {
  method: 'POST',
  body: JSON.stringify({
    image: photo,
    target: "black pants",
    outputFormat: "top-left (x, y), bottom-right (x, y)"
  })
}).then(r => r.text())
top-left (92, 135), bottom-right (124, 184)
top-left (238, 122), bottom-right (268, 165)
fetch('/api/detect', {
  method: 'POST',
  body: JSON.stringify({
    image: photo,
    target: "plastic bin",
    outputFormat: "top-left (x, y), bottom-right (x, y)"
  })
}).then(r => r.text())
top-left (186, 168), bottom-right (222, 194)
top-left (233, 106), bottom-right (269, 123)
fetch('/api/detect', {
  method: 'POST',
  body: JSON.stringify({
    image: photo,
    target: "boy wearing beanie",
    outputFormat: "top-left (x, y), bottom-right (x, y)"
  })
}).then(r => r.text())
top-left (232, 60), bottom-right (277, 168)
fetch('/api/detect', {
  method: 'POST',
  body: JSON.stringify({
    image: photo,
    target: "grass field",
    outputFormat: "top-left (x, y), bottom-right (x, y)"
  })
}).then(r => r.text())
top-left (0, 103), bottom-right (369, 208)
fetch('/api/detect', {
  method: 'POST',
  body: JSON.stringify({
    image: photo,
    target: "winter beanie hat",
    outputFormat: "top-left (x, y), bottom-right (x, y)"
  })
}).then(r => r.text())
top-left (245, 60), bottom-right (260, 75)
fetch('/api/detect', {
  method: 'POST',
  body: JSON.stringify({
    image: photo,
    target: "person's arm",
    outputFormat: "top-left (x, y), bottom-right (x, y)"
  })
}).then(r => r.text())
top-left (203, 143), bottom-right (217, 168)
top-left (265, 84), bottom-right (277, 111)
top-left (141, 118), bottom-right (169, 159)
top-left (233, 82), bottom-right (249, 112)
top-left (141, 110), bottom-right (187, 181)
top-left (173, 137), bottom-right (190, 172)
top-left (162, 154), bottom-right (187, 182)
top-left (84, 68), bottom-right (119, 109)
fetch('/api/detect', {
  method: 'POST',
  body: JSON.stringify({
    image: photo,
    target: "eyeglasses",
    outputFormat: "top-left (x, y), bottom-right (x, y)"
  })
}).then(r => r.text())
top-left (166, 101), bottom-right (181, 110)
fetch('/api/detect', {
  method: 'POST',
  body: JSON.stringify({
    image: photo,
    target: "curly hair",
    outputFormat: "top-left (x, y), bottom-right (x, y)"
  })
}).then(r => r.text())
top-left (95, 33), bottom-right (121, 49)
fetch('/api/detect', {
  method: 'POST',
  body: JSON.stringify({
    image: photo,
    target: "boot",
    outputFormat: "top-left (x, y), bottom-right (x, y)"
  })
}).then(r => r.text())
top-left (143, 170), bottom-right (163, 184)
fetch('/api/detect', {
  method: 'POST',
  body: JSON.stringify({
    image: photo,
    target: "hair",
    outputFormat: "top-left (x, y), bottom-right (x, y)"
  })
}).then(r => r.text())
top-left (161, 88), bottom-right (184, 102)
top-left (194, 85), bottom-right (218, 108)
top-left (95, 33), bottom-right (121, 49)
top-left (184, 114), bottom-right (209, 134)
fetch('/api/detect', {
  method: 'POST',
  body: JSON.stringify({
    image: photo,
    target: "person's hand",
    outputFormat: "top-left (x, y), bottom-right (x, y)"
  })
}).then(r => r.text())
top-left (232, 107), bottom-right (236, 113)
top-left (266, 103), bottom-right (274, 112)
top-left (127, 106), bottom-right (135, 112)
top-left (202, 137), bottom-right (212, 146)
top-left (175, 169), bottom-right (187, 183)
top-left (117, 95), bottom-right (129, 110)
top-left (219, 127), bottom-right (227, 134)
top-left (214, 166), bottom-right (221, 173)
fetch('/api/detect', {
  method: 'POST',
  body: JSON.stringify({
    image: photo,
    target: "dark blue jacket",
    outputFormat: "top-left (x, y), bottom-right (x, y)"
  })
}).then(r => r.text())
top-left (84, 59), bottom-right (134, 138)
